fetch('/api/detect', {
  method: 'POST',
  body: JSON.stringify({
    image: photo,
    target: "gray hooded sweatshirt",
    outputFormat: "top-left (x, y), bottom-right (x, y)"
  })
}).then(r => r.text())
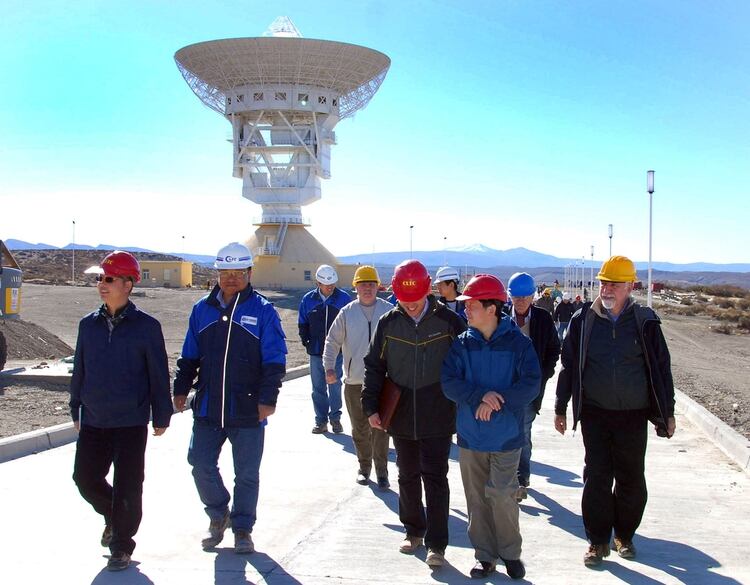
top-left (323, 297), bottom-right (393, 385)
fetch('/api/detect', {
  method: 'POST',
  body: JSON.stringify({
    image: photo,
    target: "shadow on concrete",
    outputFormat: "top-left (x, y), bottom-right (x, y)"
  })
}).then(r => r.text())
top-left (324, 432), bottom-right (398, 463)
top-left (90, 559), bottom-right (154, 584)
top-left (528, 460), bottom-right (583, 488)
top-left (527, 488), bottom-right (741, 585)
top-left (212, 549), bottom-right (303, 585)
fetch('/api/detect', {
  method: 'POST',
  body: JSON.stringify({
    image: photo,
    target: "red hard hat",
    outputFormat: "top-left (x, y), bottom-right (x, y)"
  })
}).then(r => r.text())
top-left (391, 260), bottom-right (431, 303)
top-left (92, 250), bottom-right (141, 283)
top-left (457, 274), bottom-right (507, 302)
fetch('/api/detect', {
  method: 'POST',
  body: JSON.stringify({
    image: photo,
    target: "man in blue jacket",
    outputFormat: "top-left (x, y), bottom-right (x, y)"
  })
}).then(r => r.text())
top-left (298, 264), bottom-right (352, 434)
top-left (71, 251), bottom-right (172, 572)
top-left (442, 274), bottom-right (540, 580)
top-left (174, 242), bottom-right (287, 554)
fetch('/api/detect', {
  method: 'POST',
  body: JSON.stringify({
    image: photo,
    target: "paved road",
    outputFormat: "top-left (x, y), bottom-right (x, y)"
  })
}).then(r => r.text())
top-left (0, 371), bottom-right (748, 584)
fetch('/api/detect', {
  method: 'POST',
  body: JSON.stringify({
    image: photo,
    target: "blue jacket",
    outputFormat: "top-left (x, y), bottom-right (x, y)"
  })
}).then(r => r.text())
top-left (442, 317), bottom-right (541, 452)
top-left (297, 287), bottom-right (352, 356)
top-left (70, 302), bottom-right (173, 429)
top-left (174, 284), bottom-right (287, 428)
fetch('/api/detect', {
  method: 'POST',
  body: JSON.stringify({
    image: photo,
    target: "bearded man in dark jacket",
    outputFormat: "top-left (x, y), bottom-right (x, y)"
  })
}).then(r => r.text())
top-left (554, 256), bottom-right (675, 568)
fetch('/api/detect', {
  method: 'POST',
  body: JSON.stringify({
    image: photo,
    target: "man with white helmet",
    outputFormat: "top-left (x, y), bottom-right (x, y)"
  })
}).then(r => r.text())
top-left (553, 291), bottom-right (576, 341)
top-left (323, 266), bottom-right (393, 488)
top-left (173, 242), bottom-right (287, 554)
top-left (298, 264), bottom-right (353, 434)
top-left (434, 266), bottom-right (466, 320)
top-left (507, 272), bottom-right (560, 502)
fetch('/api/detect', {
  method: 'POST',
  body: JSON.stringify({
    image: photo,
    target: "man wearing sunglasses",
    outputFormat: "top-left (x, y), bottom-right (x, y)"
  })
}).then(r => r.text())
top-left (554, 255), bottom-right (676, 567)
top-left (173, 242), bottom-right (287, 555)
top-left (71, 250), bottom-right (172, 572)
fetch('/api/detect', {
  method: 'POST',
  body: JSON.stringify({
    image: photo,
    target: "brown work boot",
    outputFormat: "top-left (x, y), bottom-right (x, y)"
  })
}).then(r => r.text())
top-left (425, 548), bottom-right (445, 567)
top-left (201, 510), bottom-right (230, 550)
top-left (398, 535), bottom-right (423, 554)
top-left (583, 543), bottom-right (610, 567)
top-left (614, 536), bottom-right (636, 559)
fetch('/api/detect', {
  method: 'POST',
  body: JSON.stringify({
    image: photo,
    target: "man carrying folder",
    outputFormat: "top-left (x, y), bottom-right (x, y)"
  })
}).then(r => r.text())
top-left (362, 260), bottom-right (466, 569)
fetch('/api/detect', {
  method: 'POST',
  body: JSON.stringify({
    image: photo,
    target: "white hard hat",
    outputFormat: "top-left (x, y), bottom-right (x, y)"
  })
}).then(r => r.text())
top-left (435, 266), bottom-right (460, 283)
top-left (316, 264), bottom-right (338, 285)
top-left (214, 242), bottom-right (253, 269)
top-left (563, 291), bottom-right (572, 300)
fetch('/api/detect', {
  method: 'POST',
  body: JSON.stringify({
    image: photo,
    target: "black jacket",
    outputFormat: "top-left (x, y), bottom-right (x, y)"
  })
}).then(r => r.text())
top-left (362, 295), bottom-right (467, 439)
top-left (553, 301), bottom-right (576, 323)
top-left (527, 306), bottom-right (561, 411)
top-left (554, 299), bottom-right (675, 433)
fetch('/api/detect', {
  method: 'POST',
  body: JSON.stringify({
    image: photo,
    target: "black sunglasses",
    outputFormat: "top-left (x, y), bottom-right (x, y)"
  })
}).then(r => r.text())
top-left (95, 275), bottom-right (121, 283)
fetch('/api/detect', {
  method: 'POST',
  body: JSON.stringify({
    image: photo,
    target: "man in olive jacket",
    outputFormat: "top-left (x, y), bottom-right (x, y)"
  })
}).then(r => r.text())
top-left (362, 260), bottom-right (466, 569)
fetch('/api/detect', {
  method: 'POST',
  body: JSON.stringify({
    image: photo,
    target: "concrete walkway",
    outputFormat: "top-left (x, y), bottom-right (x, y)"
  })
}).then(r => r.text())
top-left (0, 371), bottom-right (748, 584)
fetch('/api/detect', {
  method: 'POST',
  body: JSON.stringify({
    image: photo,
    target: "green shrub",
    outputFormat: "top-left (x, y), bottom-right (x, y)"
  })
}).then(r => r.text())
top-left (738, 316), bottom-right (750, 331)
top-left (717, 298), bottom-right (734, 309)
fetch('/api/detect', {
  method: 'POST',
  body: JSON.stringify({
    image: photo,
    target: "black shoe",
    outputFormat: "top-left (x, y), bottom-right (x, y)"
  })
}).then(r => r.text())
top-left (376, 476), bottom-right (390, 490)
top-left (470, 561), bottom-right (496, 579)
top-left (331, 420), bottom-right (344, 434)
top-left (107, 552), bottom-right (131, 572)
top-left (502, 558), bottom-right (526, 580)
top-left (311, 422), bottom-right (328, 434)
top-left (101, 524), bottom-right (112, 547)
top-left (356, 470), bottom-right (370, 485)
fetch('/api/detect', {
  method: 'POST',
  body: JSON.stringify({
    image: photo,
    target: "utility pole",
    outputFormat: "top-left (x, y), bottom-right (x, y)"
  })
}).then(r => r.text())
top-left (72, 219), bottom-right (76, 285)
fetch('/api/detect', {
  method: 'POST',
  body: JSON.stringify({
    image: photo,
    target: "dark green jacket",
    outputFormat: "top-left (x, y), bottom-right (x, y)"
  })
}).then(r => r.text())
top-left (362, 296), bottom-right (467, 439)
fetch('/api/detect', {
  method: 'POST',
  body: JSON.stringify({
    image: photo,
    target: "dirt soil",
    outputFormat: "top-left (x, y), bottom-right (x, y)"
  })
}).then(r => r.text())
top-left (0, 318), bottom-right (74, 361)
top-left (1, 284), bottom-right (748, 441)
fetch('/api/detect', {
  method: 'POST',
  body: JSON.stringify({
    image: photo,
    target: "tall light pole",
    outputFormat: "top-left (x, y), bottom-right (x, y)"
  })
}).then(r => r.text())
top-left (443, 236), bottom-right (447, 266)
top-left (409, 225), bottom-right (414, 259)
top-left (590, 245), bottom-right (594, 295)
top-left (72, 219), bottom-right (76, 285)
top-left (647, 170), bottom-right (655, 308)
top-left (608, 223), bottom-right (613, 257)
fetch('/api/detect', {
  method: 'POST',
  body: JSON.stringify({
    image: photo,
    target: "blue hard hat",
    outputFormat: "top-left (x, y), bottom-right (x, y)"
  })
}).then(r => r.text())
top-left (508, 272), bottom-right (535, 297)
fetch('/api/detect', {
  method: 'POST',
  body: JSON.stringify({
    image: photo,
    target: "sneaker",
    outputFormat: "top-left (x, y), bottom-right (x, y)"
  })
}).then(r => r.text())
top-left (515, 485), bottom-right (528, 503)
top-left (234, 530), bottom-right (255, 554)
top-left (425, 548), bottom-right (445, 567)
top-left (106, 552), bottom-right (131, 572)
top-left (398, 535), bottom-right (423, 554)
top-left (331, 420), bottom-right (344, 434)
top-left (101, 524), bottom-right (112, 547)
top-left (502, 558), bottom-right (526, 580)
top-left (356, 470), bottom-right (370, 485)
top-left (376, 475), bottom-right (390, 490)
top-left (470, 561), bottom-right (496, 579)
top-left (613, 536), bottom-right (636, 559)
top-left (583, 543), bottom-right (610, 567)
top-left (201, 510), bottom-right (230, 550)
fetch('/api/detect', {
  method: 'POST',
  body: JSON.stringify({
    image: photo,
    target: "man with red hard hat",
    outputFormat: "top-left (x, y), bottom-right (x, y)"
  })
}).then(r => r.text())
top-left (71, 251), bottom-right (172, 572)
top-left (442, 274), bottom-right (540, 580)
top-left (362, 259), bottom-right (466, 569)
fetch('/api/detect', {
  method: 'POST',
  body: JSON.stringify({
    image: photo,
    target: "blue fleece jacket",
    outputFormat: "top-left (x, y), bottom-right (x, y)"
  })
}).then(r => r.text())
top-left (442, 316), bottom-right (541, 452)
top-left (297, 287), bottom-right (352, 356)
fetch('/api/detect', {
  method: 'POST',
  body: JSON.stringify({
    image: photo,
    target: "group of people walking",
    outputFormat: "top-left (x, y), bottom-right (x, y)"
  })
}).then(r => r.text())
top-left (70, 245), bottom-right (675, 579)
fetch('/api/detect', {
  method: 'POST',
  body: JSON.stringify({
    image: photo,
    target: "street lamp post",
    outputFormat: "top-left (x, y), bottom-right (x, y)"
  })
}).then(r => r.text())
top-left (608, 223), bottom-right (613, 257)
top-left (409, 225), bottom-right (414, 259)
top-left (72, 220), bottom-right (76, 285)
top-left (647, 170), bottom-right (655, 308)
top-left (590, 245), bottom-right (594, 295)
top-left (443, 236), bottom-right (447, 266)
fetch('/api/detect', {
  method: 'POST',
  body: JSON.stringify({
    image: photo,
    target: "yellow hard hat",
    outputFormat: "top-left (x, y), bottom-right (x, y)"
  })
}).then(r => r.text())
top-left (352, 265), bottom-right (380, 286)
top-left (597, 255), bottom-right (637, 282)
top-left (543, 288), bottom-right (551, 296)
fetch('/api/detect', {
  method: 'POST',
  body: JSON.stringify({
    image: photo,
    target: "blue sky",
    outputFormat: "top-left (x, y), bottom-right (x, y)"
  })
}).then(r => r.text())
top-left (1, 0), bottom-right (748, 264)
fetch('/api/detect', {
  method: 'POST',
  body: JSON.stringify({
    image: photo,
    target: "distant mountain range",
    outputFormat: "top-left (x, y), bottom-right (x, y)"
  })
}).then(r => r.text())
top-left (3, 239), bottom-right (216, 267)
top-left (5, 239), bottom-right (749, 286)
top-left (339, 244), bottom-right (750, 273)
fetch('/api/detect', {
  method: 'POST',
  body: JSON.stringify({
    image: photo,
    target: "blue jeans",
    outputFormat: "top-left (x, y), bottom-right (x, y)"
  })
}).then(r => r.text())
top-left (310, 353), bottom-right (343, 424)
top-left (557, 321), bottom-right (569, 342)
top-left (187, 422), bottom-right (265, 532)
top-left (517, 405), bottom-right (537, 487)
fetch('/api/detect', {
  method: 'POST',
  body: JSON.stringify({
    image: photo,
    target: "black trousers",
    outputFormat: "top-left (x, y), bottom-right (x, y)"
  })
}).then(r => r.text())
top-left (72, 425), bottom-right (148, 555)
top-left (392, 435), bottom-right (452, 551)
top-left (580, 407), bottom-right (648, 545)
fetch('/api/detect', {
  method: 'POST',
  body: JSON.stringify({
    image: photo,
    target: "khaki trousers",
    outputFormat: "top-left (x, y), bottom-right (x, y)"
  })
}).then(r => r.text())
top-left (459, 447), bottom-right (523, 562)
top-left (344, 384), bottom-right (390, 476)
